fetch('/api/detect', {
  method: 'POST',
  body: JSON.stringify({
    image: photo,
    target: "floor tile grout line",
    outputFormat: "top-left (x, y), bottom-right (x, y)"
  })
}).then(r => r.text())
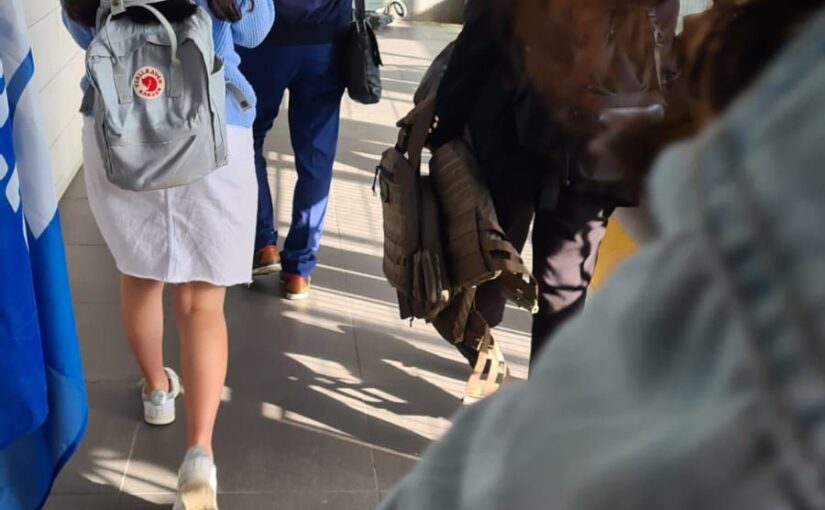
top-left (121, 489), bottom-right (383, 496)
top-left (51, 488), bottom-right (388, 497)
top-left (332, 119), bottom-right (390, 495)
top-left (327, 135), bottom-right (369, 404)
top-left (338, 40), bottom-right (432, 495)
top-left (118, 423), bottom-right (141, 494)
top-left (369, 446), bottom-right (381, 495)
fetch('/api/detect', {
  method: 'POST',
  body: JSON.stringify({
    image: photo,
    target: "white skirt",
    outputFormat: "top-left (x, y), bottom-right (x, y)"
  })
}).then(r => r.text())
top-left (82, 118), bottom-right (257, 287)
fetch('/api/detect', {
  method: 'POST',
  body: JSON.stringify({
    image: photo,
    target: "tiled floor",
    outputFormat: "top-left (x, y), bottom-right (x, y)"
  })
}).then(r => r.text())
top-left (49, 23), bottom-right (532, 510)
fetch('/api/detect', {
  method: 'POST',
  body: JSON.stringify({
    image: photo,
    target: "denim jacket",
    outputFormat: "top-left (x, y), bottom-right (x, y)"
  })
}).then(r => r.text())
top-left (380, 7), bottom-right (825, 510)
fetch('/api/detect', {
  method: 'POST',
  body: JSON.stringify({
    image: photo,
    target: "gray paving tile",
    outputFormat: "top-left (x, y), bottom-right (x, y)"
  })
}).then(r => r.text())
top-left (71, 492), bottom-right (382, 510)
top-left (52, 383), bottom-right (138, 496)
top-left (74, 302), bottom-right (136, 383)
top-left (224, 344), bottom-right (372, 445)
top-left (335, 119), bottom-right (398, 169)
top-left (216, 492), bottom-right (378, 510)
top-left (366, 415), bottom-right (436, 459)
top-left (74, 303), bottom-right (180, 383)
top-left (372, 450), bottom-right (417, 491)
top-left (354, 326), bottom-right (465, 456)
top-left (380, 76), bottom-right (419, 96)
top-left (334, 249), bottom-right (400, 304)
top-left (116, 491), bottom-right (381, 510)
top-left (351, 302), bottom-right (471, 455)
top-left (43, 494), bottom-right (120, 510)
top-left (60, 198), bottom-right (105, 246)
top-left (122, 280), bottom-right (374, 494)
top-left (224, 282), bottom-right (362, 395)
top-left (63, 168), bottom-right (88, 199)
top-left (113, 493), bottom-right (174, 509)
top-left (214, 418), bottom-right (375, 495)
top-left (66, 244), bottom-right (120, 304)
top-left (114, 492), bottom-right (173, 509)
top-left (123, 402), bottom-right (376, 495)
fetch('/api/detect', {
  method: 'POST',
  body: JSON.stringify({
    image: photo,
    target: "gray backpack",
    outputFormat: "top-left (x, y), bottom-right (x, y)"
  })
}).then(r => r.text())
top-left (86, 0), bottom-right (231, 191)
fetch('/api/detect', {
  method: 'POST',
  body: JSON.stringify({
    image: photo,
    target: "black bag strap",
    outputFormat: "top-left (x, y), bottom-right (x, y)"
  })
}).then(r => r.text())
top-left (354, 0), bottom-right (367, 22)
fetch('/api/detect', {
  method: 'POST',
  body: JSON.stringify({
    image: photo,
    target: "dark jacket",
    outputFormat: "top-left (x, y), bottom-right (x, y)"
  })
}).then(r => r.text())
top-left (429, 0), bottom-right (562, 206)
top-left (265, 0), bottom-right (351, 45)
top-left (428, 0), bottom-right (498, 148)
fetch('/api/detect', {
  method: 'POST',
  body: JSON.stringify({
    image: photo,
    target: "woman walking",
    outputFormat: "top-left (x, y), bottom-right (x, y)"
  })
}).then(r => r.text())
top-left (61, 0), bottom-right (274, 508)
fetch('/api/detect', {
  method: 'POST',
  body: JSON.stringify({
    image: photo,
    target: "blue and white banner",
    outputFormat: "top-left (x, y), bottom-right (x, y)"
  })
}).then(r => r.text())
top-left (0, 1), bottom-right (87, 508)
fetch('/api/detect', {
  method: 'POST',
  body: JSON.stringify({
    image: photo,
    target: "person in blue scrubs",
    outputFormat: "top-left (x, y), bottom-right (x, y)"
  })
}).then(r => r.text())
top-left (238, 0), bottom-right (351, 300)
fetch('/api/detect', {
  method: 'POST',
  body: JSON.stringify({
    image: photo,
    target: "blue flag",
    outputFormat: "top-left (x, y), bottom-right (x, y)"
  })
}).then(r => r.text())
top-left (0, 1), bottom-right (88, 508)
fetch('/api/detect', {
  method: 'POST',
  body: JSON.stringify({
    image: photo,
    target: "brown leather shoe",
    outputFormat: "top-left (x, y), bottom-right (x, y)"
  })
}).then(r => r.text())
top-left (280, 273), bottom-right (310, 301)
top-left (252, 245), bottom-right (281, 276)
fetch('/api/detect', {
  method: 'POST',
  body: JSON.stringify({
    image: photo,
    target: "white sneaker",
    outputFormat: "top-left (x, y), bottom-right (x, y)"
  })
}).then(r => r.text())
top-left (173, 446), bottom-right (218, 510)
top-left (141, 367), bottom-right (181, 426)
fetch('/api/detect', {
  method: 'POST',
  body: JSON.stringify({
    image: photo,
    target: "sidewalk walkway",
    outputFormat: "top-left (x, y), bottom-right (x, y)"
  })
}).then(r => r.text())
top-left (48, 23), bottom-right (532, 510)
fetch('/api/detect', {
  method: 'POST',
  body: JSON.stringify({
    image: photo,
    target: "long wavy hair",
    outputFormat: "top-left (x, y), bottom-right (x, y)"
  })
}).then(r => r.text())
top-left (63, 0), bottom-right (253, 26)
top-left (508, 0), bottom-right (825, 183)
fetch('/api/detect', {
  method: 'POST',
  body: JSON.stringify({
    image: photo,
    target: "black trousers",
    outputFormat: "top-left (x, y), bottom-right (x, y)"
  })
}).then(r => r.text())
top-left (475, 168), bottom-right (614, 363)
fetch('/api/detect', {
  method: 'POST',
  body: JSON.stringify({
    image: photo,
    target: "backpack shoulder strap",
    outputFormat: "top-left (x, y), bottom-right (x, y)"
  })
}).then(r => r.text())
top-left (100, 0), bottom-right (166, 15)
top-left (396, 96), bottom-right (435, 171)
top-left (97, 0), bottom-right (184, 100)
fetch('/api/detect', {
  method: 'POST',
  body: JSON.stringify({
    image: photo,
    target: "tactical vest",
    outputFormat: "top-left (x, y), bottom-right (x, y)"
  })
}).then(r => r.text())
top-left (377, 97), bottom-right (536, 403)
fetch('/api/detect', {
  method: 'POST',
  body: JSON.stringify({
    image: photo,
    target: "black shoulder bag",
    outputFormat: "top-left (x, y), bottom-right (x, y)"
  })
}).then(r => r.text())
top-left (345, 0), bottom-right (383, 104)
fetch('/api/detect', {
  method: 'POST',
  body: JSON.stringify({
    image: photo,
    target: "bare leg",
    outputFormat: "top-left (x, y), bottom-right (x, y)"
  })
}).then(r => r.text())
top-left (120, 274), bottom-right (168, 392)
top-left (171, 282), bottom-right (228, 460)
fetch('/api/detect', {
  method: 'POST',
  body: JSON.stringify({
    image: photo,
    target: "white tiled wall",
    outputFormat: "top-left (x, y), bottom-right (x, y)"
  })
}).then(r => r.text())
top-left (24, 0), bottom-right (84, 198)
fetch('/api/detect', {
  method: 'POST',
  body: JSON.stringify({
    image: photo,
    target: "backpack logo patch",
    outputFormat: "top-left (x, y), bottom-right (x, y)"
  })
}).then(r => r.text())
top-left (133, 67), bottom-right (165, 99)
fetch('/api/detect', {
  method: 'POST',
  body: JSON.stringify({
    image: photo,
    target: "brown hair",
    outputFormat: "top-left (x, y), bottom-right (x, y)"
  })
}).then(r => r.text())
top-left (510, 0), bottom-right (825, 185)
top-left (63, 0), bottom-right (253, 27)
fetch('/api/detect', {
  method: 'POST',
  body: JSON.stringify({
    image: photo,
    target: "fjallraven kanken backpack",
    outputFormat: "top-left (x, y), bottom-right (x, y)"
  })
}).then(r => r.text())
top-left (86, 0), bottom-right (230, 191)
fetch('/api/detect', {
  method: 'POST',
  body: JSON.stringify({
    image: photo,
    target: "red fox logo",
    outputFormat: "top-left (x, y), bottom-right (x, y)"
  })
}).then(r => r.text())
top-left (133, 67), bottom-right (165, 99)
top-left (141, 75), bottom-right (159, 94)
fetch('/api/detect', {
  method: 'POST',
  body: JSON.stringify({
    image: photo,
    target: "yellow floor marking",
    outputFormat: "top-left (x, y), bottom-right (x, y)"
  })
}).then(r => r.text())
top-left (592, 220), bottom-right (638, 290)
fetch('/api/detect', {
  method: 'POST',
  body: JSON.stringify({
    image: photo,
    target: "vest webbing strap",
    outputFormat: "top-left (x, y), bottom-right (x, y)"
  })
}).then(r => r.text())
top-left (396, 97), bottom-right (435, 172)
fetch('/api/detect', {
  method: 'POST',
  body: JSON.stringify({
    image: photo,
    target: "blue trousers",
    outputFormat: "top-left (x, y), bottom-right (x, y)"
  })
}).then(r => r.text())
top-left (238, 43), bottom-right (344, 277)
